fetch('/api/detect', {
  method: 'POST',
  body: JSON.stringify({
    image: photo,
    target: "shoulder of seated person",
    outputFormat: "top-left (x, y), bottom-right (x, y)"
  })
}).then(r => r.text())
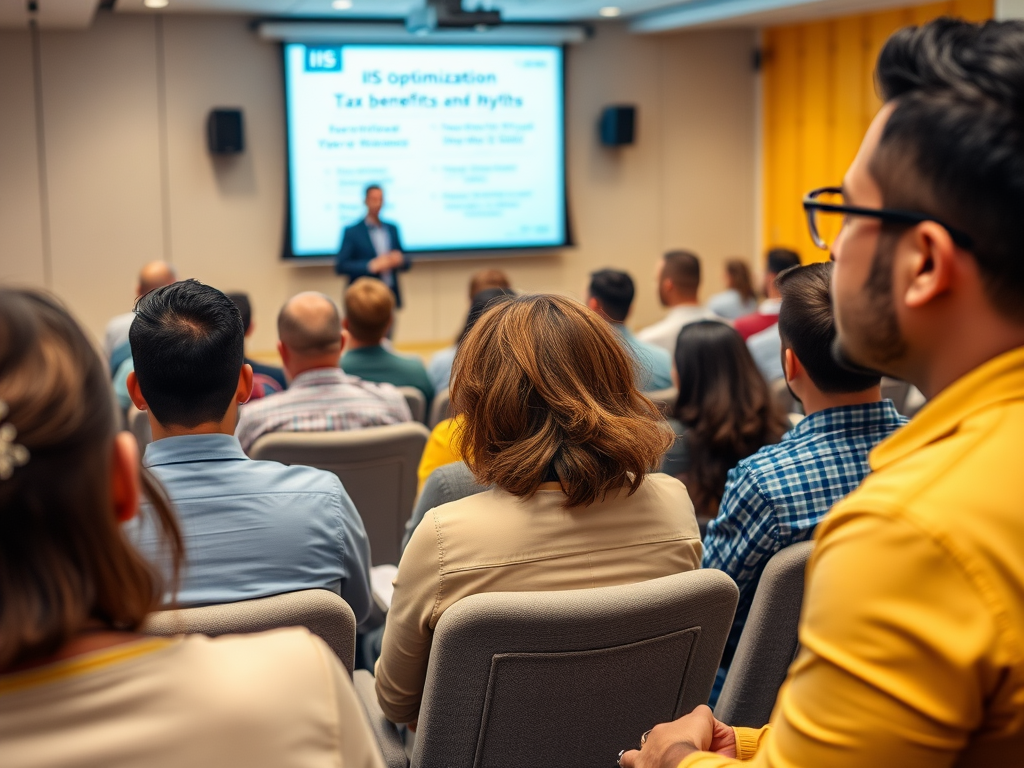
top-left (173, 629), bottom-right (342, 696)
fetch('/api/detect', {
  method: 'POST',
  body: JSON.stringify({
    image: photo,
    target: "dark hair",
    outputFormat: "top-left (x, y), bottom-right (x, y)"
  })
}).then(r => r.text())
top-left (673, 321), bottom-right (789, 517)
top-left (589, 269), bottom-right (635, 322)
top-left (365, 183), bottom-right (382, 198)
top-left (226, 292), bottom-right (252, 333)
top-left (453, 295), bottom-right (672, 508)
top-left (766, 248), bottom-right (801, 275)
top-left (0, 289), bottom-right (183, 670)
top-left (131, 279), bottom-right (245, 429)
top-left (725, 259), bottom-right (756, 303)
top-left (662, 250), bottom-right (701, 294)
top-left (456, 287), bottom-right (515, 346)
top-left (777, 263), bottom-right (881, 393)
top-left (873, 18), bottom-right (1024, 322)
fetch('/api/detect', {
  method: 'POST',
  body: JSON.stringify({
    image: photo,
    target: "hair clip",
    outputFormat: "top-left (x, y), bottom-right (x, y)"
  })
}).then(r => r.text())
top-left (0, 401), bottom-right (30, 481)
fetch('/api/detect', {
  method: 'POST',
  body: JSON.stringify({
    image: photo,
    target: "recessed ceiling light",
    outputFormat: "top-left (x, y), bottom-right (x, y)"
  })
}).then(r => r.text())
top-left (331, 0), bottom-right (353, 8)
top-left (144, 0), bottom-right (169, 8)
top-left (598, 6), bottom-right (621, 17)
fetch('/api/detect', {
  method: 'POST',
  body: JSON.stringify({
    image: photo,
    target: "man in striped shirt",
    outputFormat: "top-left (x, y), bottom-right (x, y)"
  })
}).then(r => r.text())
top-left (236, 292), bottom-right (411, 454)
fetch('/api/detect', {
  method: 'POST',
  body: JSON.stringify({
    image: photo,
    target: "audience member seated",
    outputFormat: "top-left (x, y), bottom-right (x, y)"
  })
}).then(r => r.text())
top-left (587, 268), bottom-right (673, 391)
top-left (236, 291), bottom-right (411, 453)
top-left (662, 320), bottom-right (789, 523)
top-left (703, 262), bottom-right (907, 701)
top-left (619, 19), bottom-right (1024, 767)
top-left (124, 280), bottom-right (372, 621)
top-left (341, 277), bottom-right (434, 406)
top-left (637, 250), bottom-right (718, 354)
top-left (375, 294), bottom-right (702, 726)
top-left (227, 292), bottom-right (286, 397)
top-left (0, 288), bottom-right (384, 768)
top-left (427, 272), bottom-right (513, 393)
top-left (708, 259), bottom-right (759, 320)
top-left (103, 260), bottom-right (176, 371)
top-left (734, 247), bottom-right (801, 341)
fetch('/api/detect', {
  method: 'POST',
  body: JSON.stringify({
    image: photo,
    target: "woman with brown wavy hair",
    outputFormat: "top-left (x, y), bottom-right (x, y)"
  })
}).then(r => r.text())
top-left (663, 320), bottom-right (789, 520)
top-left (375, 294), bottom-right (702, 727)
top-left (0, 289), bottom-right (383, 768)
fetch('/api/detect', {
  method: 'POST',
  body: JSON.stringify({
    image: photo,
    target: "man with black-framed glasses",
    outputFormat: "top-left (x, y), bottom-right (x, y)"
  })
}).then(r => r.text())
top-left (620, 17), bottom-right (1024, 768)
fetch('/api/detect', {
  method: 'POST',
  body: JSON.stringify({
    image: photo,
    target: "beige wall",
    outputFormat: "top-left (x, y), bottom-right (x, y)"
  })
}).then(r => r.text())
top-left (0, 14), bottom-right (757, 356)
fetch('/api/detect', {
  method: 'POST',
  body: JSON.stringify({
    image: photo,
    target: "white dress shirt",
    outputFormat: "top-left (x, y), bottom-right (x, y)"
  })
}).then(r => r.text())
top-left (636, 304), bottom-right (720, 355)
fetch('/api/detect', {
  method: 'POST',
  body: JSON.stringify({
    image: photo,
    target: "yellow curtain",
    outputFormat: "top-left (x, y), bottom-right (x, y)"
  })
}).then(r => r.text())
top-left (761, 0), bottom-right (993, 264)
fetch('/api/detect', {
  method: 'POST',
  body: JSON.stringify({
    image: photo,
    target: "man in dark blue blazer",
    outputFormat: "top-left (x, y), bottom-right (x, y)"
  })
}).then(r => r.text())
top-left (335, 184), bottom-right (411, 308)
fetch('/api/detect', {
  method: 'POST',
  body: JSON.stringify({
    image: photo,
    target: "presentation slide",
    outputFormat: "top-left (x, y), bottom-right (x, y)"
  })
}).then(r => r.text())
top-left (283, 44), bottom-right (566, 257)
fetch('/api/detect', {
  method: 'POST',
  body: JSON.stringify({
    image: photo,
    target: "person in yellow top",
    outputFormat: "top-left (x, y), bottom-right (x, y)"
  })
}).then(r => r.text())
top-left (620, 18), bottom-right (1024, 768)
top-left (416, 415), bottom-right (464, 492)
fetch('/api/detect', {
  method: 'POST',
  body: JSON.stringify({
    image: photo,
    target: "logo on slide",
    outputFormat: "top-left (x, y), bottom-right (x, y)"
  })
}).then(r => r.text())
top-left (305, 47), bottom-right (343, 72)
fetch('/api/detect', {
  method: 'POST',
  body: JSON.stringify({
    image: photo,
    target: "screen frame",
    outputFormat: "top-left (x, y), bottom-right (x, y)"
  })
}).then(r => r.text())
top-left (279, 41), bottom-right (572, 262)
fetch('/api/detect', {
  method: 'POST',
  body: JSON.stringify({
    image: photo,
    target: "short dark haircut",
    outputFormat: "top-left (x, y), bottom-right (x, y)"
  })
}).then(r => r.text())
top-left (777, 262), bottom-right (880, 394)
top-left (131, 279), bottom-right (245, 428)
top-left (662, 250), bottom-right (701, 293)
top-left (226, 292), bottom-right (252, 333)
top-left (365, 183), bottom-right (382, 198)
top-left (766, 248), bottom-right (801, 275)
top-left (589, 269), bottom-right (635, 322)
top-left (873, 19), bottom-right (1024, 322)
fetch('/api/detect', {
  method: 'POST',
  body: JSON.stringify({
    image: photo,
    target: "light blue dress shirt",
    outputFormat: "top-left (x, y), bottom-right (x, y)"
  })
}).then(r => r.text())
top-left (127, 433), bottom-right (372, 621)
top-left (747, 322), bottom-right (784, 382)
top-left (616, 325), bottom-right (674, 391)
top-left (427, 344), bottom-right (458, 394)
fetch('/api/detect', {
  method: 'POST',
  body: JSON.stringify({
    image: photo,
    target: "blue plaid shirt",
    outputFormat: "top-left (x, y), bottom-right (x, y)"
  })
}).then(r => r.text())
top-left (703, 400), bottom-right (907, 671)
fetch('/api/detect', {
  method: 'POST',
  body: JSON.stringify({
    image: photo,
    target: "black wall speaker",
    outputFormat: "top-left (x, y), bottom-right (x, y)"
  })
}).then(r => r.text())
top-left (207, 109), bottom-right (245, 154)
top-left (599, 106), bottom-right (636, 147)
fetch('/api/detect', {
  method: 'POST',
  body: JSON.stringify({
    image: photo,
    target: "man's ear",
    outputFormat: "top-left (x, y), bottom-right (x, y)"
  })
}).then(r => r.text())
top-left (277, 341), bottom-right (289, 367)
top-left (127, 371), bottom-right (148, 412)
top-left (238, 364), bottom-right (254, 404)
top-left (342, 317), bottom-right (351, 332)
top-left (111, 432), bottom-right (140, 524)
top-left (784, 347), bottom-right (801, 383)
top-left (339, 332), bottom-right (347, 354)
top-left (586, 296), bottom-right (600, 313)
top-left (902, 222), bottom-right (956, 310)
top-left (245, 320), bottom-right (255, 339)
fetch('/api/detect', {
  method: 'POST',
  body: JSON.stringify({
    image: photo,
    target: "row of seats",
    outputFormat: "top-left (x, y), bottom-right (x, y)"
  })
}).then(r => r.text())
top-left (143, 541), bottom-right (808, 768)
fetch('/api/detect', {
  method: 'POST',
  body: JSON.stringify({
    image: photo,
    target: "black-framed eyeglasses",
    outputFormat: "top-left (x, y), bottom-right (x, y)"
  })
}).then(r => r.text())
top-left (802, 186), bottom-right (974, 252)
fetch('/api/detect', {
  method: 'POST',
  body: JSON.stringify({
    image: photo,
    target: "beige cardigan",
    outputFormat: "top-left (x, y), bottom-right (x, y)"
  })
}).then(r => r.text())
top-left (0, 629), bottom-right (384, 768)
top-left (375, 472), bottom-right (702, 724)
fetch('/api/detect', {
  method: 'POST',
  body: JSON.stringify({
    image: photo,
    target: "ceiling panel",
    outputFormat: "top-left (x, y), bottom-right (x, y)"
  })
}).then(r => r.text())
top-left (0, 0), bottom-right (100, 28)
top-left (113, 0), bottom-right (694, 20)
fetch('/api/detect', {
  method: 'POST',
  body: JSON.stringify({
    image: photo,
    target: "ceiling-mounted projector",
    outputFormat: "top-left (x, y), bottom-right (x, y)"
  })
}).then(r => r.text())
top-left (406, 0), bottom-right (503, 33)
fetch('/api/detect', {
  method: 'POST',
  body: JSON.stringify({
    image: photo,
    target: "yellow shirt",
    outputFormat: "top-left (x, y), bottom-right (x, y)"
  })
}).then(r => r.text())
top-left (0, 630), bottom-right (385, 768)
top-left (417, 416), bottom-right (463, 492)
top-left (682, 346), bottom-right (1024, 768)
top-left (376, 473), bottom-right (703, 724)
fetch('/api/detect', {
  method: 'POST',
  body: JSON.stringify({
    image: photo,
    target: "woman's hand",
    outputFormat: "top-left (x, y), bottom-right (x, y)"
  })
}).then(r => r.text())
top-left (618, 706), bottom-right (736, 768)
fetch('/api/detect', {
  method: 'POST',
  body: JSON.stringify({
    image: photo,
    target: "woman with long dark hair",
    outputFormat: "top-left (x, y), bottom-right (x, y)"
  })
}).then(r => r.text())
top-left (662, 320), bottom-right (789, 520)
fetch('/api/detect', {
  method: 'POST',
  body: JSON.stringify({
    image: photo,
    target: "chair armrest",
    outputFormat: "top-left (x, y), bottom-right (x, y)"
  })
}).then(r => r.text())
top-left (353, 669), bottom-right (408, 768)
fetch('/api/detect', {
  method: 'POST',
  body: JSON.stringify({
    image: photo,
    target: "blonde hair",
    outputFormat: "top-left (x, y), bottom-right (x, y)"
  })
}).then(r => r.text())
top-left (452, 294), bottom-right (673, 507)
top-left (344, 277), bottom-right (394, 344)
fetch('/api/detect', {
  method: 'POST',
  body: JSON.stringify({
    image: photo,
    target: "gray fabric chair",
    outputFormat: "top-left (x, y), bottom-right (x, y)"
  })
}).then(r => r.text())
top-left (397, 386), bottom-right (427, 425)
top-left (250, 423), bottom-right (430, 566)
top-left (403, 461), bottom-right (487, 552)
top-left (645, 386), bottom-right (678, 417)
top-left (714, 540), bottom-right (815, 728)
top-left (127, 404), bottom-right (152, 453)
top-left (428, 387), bottom-right (450, 428)
top-left (355, 569), bottom-right (739, 768)
top-left (144, 589), bottom-right (357, 675)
